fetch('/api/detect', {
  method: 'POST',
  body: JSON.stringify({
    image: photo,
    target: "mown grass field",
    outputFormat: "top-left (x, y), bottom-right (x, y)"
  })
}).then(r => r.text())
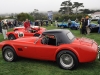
top-left (0, 25), bottom-right (100, 75)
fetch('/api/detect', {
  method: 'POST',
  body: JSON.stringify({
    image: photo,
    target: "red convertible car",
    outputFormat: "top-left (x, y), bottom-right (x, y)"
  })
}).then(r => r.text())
top-left (0, 29), bottom-right (99, 70)
top-left (7, 26), bottom-right (46, 40)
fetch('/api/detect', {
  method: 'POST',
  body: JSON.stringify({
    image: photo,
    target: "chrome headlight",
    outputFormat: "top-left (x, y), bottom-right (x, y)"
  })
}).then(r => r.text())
top-left (18, 32), bottom-right (24, 38)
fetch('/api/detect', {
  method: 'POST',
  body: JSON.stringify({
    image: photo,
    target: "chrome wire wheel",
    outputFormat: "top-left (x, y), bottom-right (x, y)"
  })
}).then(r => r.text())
top-left (4, 49), bottom-right (14, 62)
top-left (60, 54), bottom-right (74, 68)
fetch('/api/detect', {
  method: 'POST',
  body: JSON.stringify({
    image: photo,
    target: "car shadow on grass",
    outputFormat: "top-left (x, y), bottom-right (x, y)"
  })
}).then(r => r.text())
top-left (77, 60), bottom-right (100, 70)
top-left (16, 57), bottom-right (100, 70)
top-left (17, 57), bottom-right (58, 67)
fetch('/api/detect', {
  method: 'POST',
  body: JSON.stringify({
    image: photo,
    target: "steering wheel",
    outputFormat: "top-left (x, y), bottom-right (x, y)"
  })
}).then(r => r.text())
top-left (41, 37), bottom-right (49, 44)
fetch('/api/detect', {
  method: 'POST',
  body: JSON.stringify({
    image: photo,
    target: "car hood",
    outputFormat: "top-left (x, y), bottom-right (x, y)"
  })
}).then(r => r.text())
top-left (73, 37), bottom-right (95, 46)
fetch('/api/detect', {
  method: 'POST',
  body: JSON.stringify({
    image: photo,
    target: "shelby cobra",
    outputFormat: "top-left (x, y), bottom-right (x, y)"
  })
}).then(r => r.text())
top-left (0, 29), bottom-right (99, 70)
top-left (89, 23), bottom-right (99, 33)
top-left (69, 21), bottom-right (80, 30)
top-left (7, 26), bottom-right (46, 40)
top-left (58, 21), bottom-right (80, 30)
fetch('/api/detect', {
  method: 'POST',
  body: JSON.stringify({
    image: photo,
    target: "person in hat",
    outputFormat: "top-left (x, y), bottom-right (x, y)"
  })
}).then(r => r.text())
top-left (80, 17), bottom-right (87, 34)
top-left (85, 16), bottom-right (90, 34)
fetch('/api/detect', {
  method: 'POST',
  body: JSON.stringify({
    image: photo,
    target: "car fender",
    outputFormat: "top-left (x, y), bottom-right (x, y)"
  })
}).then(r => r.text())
top-left (1, 43), bottom-right (19, 55)
top-left (55, 45), bottom-right (79, 61)
top-left (7, 32), bottom-right (17, 37)
top-left (7, 32), bottom-right (14, 36)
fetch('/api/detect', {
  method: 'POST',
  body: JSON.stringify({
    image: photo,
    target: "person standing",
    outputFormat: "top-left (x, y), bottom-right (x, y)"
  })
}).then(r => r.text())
top-left (34, 20), bottom-right (39, 26)
top-left (81, 18), bottom-right (87, 34)
top-left (24, 19), bottom-right (30, 32)
top-left (98, 17), bottom-right (100, 33)
top-left (2, 21), bottom-right (8, 39)
top-left (68, 19), bottom-right (71, 27)
top-left (40, 20), bottom-right (43, 26)
top-left (85, 16), bottom-right (90, 34)
top-left (46, 20), bottom-right (48, 27)
top-left (80, 18), bottom-right (83, 34)
top-left (55, 20), bottom-right (58, 27)
top-left (50, 20), bottom-right (53, 26)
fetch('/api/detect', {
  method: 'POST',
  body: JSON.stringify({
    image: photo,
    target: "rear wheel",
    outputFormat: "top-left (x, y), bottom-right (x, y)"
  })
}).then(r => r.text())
top-left (2, 46), bottom-right (18, 62)
top-left (8, 34), bottom-right (16, 40)
top-left (56, 50), bottom-right (79, 70)
top-left (75, 27), bottom-right (78, 30)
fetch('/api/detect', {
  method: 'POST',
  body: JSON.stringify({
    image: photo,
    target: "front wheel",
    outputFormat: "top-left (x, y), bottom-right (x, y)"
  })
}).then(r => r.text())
top-left (2, 46), bottom-right (18, 62)
top-left (56, 50), bottom-right (79, 70)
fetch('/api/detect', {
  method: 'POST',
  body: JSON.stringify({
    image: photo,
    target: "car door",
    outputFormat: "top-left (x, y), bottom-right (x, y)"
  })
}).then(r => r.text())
top-left (33, 44), bottom-right (58, 61)
top-left (14, 43), bottom-right (37, 58)
top-left (33, 35), bottom-right (59, 61)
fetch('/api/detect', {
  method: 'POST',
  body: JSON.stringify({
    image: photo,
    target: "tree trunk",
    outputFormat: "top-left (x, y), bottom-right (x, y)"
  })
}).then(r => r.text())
top-left (76, 7), bottom-right (78, 15)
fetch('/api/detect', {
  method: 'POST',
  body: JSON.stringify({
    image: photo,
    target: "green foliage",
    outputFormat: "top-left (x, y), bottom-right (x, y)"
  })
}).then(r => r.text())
top-left (0, 17), bottom-right (4, 21)
top-left (59, 0), bottom-right (72, 15)
top-left (54, 14), bottom-right (88, 22)
top-left (17, 13), bottom-right (34, 21)
top-left (72, 2), bottom-right (84, 8)
top-left (72, 2), bottom-right (84, 15)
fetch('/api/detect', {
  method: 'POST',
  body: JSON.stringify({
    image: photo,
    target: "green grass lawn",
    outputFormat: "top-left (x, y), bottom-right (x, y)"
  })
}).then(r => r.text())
top-left (0, 25), bottom-right (100, 75)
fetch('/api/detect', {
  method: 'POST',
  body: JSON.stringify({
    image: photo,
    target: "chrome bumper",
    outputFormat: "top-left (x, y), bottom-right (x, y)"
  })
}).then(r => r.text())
top-left (98, 45), bottom-right (100, 59)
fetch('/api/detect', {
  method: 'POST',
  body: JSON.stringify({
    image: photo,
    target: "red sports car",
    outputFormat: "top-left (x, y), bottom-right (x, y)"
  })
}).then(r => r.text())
top-left (0, 29), bottom-right (99, 70)
top-left (7, 26), bottom-right (46, 40)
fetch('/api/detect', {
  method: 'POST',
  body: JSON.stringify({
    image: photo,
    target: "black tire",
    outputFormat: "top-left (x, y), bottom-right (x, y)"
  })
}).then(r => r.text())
top-left (75, 27), bottom-right (78, 30)
top-left (56, 50), bottom-right (79, 70)
top-left (2, 46), bottom-right (18, 62)
top-left (8, 34), bottom-right (16, 40)
top-left (34, 33), bottom-right (40, 37)
top-left (70, 27), bottom-right (73, 30)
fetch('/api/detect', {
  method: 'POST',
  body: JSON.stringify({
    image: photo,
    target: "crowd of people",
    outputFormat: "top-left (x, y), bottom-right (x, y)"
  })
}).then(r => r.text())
top-left (0, 19), bottom-right (28, 39)
top-left (80, 16), bottom-right (100, 35)
top-left (80, 16), bottom-right (91, 35)
top-left (0, 17), bottom-right (100, 40)
top-left (34, 20), bottom-right (54, 27)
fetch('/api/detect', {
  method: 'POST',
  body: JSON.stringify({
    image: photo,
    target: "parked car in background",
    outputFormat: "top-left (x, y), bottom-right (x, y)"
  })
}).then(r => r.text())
top-left (69, 21), bottom-right (80, 30)
top-left (58, 21), bottom-right (80, 30)
top-left (58, 22), bottom-right (68, 28)
top-left (57, 19), bottom-right (68, 28)
top-left (89, 23), bottom-right (99, 33)
top-left (0, 29), bottom-right (99, 70)
top-left (7, 26), bottom-right (46, 40)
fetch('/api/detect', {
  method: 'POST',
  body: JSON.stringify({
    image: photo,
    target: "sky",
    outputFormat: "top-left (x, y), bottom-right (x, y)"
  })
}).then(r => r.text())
top-left (0, 0), bottom-right (100, 14)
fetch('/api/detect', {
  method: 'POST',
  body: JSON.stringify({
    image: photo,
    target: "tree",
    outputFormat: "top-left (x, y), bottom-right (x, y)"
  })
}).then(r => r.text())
top-left (79, 9), bottom-right (96, 14)
top-left (72, 2), bottom-right (84, 15)
top-left (59, 7), bottom-right (73, 14)
top-left (17, 13), bottom-right (34, 21)
top-left (30, 9), bottom-right (47, 20)
top-left (59, 0), bottom-right (72, 15)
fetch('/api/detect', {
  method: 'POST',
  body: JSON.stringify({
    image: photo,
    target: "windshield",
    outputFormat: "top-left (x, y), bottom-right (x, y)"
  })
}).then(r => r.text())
top-left (67, 32), bottom-right (75, 40)
top-left (34, 34), bottom-right (42, 44)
